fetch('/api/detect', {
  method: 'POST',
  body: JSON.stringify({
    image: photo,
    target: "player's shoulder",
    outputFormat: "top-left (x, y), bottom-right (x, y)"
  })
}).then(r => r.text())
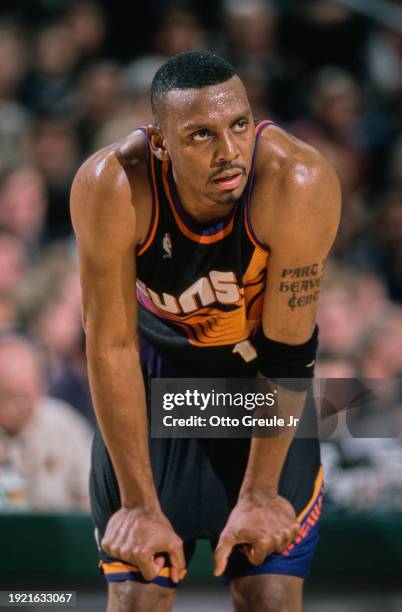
top-left (70, 129), bottom-right (150, 246)
top-left (255, 122), bottom-right (339, 201)
top-left (252, 122), bottom-right (341, 249)
top-left (71, 128), bottom-right (148, 200)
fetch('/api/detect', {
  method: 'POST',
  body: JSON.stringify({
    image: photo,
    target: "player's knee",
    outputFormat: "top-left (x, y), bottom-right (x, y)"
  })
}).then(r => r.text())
top-left (107, 580), bottom-right (176, 612)
top-left (231, 576), bottom-right (294, 612)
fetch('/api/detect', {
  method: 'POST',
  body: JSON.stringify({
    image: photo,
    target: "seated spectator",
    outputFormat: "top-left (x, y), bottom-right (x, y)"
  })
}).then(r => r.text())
top-left (75, 61), bottom-right (130, 155)
top-left (154, 7), bottom-right (206, 58)
top-left (0, 20), bottom-right (29, 172)
top-left (292, 66), bottom-right (367, 197)
top-left (0, 334), bottom-right (92, 511)
top-left (18, 243), bottom-right (95, 425)
top-left (316, 354), bottom-right (358, 379)
top-left (0, 166), bottom-right (48, 255)
top-left (358, 186), bottom-right (402, 303)
top-left (317, 266), bottom-right (365, 358)
top-left (359, 315), bottom-right (402, 378)
top-left (0, 227), bottom-right (27, 297)
top-left (224, 0), bottom-right (278, 67)
top-left (23, 119), bottom-right (79, 242)
top-left (0, 293), bottom-right (16, 331)
top-left (19, 21), bottom-right (78, 116)
top-left (63, 1), bottom-right (107, 66)
top-left (390, 135), bottom-right (402, 188)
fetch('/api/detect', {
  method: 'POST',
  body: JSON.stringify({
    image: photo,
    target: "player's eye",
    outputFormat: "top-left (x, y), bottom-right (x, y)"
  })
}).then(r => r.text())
top-left (233, 119), bottom-right (249, 132)
top-left (192, 129), bottom-right (211, 141)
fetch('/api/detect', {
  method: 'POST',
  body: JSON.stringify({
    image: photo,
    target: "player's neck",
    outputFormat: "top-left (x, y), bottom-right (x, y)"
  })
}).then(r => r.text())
top-left (173, 174), bottom-right (237, 225)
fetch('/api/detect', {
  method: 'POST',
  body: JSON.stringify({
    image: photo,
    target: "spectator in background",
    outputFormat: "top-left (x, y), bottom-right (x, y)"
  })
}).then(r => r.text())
top-left (292, 66), bottom-right (367, 196)
top-left (19, 21), bottom-right (78, 116)
top-left (317, 267), bottom-right (366, 359)
top-left (94, 56), bottom-right (163, 149)
top-left (0, 227), bottom-right (28, 334)
top-left (223, 0), bottom-right (287, 118)
top-left (389, 135), bottom-right (402, 189)
top-left (64, 1), bottom-right (107, 68)
top-left (0, 335), bottom-right (92, 511)
top-left (0, 294), bottom-right (17, 331)
top-left (98, 6), bottom-right (209, 149)
top-left (291, 66), bottom-right (373, 263)
top-left (75, 61), bottom-right (130, 155)
top-left (316, 264), bottom-right (395, 369)
top-left (0, 21), bottom-right (29, 171)
top-left (367, 26), bottom-right (402, 104)
top-left (281, 0), bottom-right (367, 76)
top-left (18, 243), bottom-right (95, 426)
top-left (346, 187), bottom-right (402, 303)
top-left (359, 315), bottom-right (402, 378)
top-left (224, 0), bottom-right (278, 68)
top-left (315, 354), bottom-right (358, 379)
top-left (0, 165), bottom-right (48, 254)
top-left (374, 187), bottom-right (402, 302)
top-left (0, 228), bottom-right (27, 297)
top-left (156, 7), bottom-right (206, 57)
top-left (22, 119), bottom-right (79, 241)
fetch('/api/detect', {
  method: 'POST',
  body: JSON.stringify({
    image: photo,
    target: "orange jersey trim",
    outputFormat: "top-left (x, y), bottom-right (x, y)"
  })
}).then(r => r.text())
top-left (100, 560), bottom-right (187, 581)
top-left (296, 465), bottom-right (324, 523)
top-left (280, 465), bottom-right (323, 557)
top-left (245, 214), bottom-right (270, 253)
top-left (162, 162), bottom-right (236, 244)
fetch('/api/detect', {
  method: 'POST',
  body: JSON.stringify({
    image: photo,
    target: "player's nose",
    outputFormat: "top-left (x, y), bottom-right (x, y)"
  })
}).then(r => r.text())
top-left (215, 131), bottom-right (239, 164)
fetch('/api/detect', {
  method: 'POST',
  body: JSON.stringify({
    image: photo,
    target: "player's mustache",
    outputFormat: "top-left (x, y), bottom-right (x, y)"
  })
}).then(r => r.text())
top-left (209, 165), bottom-right (246, 181)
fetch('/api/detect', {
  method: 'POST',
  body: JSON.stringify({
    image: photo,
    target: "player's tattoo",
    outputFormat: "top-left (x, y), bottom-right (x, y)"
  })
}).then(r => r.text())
top-left (279, 260), bottom-right (326, 310)
top-left (279, 277), bottom-right (322, 293)
top-left (287, 291), bottom-right (320, 311)
top-left (281, 261), bottom-right (324, 279)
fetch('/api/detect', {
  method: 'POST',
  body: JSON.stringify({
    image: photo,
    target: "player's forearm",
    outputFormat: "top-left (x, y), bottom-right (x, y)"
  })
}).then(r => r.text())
top-left (239, 387), bottom-right (306, 499)
top-left (86, 340), bottom-right (160, 509)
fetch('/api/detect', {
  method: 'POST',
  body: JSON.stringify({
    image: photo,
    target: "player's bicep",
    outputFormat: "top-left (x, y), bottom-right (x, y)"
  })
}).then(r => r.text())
top-left (262, 254), bottom-right (326, 344)
top-left (261, 158), bottom-right (341, 344)
top-left (70, 156), bottom-right (138, 347)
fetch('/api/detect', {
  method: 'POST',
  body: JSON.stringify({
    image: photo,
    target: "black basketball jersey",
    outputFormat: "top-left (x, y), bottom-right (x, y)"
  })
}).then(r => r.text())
top-left (136, 120), bottom-right (273, 364)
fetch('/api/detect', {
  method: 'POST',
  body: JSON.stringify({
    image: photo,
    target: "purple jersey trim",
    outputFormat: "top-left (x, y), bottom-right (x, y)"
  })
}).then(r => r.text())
top-left (136, 126), bottom-right (157, 254)
top-left (245, 120), bottom-right (275, 253)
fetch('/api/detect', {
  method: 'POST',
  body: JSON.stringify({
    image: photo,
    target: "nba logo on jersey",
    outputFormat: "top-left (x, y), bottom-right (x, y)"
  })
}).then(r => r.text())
top-left (162, 233), bottom-right (173, 258)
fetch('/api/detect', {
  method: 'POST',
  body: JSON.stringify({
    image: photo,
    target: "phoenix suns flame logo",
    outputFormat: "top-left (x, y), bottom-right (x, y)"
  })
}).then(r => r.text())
top-left (137, 270), bottom-right (241, 315)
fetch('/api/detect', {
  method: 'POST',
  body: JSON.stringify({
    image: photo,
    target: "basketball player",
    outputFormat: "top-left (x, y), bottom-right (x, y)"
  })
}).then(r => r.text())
top-left (70, 51), bottom-right (341, 611)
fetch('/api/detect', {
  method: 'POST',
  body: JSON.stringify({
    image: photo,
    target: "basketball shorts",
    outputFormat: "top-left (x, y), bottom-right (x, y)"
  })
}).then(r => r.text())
top-left (90, 335), bottom-right (323, 588)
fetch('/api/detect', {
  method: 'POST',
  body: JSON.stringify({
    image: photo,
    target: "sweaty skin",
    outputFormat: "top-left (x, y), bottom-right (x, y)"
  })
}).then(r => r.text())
top-left (70, 75), bottom-right (341, 610)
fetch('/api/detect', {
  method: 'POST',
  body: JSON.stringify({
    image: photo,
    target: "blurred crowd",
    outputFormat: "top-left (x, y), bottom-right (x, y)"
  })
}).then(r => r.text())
top-left (0, 0), bottom-right (401, 512)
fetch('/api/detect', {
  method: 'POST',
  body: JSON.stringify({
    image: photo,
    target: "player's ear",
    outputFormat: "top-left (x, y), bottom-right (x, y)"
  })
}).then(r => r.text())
top-left (149, 125), bottom-right (170, 162)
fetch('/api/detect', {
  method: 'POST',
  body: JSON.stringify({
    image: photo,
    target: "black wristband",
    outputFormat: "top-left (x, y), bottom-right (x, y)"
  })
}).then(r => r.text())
top-left (253, 325), bottom-right (319, 390)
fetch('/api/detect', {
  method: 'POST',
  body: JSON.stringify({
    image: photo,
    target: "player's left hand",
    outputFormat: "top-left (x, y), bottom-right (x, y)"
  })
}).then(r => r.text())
top-left (213, 492), bottom-right (300, 576)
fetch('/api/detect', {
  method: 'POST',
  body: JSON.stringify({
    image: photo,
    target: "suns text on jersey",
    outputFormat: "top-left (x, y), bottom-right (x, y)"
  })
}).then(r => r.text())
top-left (137, 270), bottom-right (241, 314)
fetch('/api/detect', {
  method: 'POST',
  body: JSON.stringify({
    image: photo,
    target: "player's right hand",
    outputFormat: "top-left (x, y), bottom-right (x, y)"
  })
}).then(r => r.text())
top-left (101, 507), bottom-right (185, 583)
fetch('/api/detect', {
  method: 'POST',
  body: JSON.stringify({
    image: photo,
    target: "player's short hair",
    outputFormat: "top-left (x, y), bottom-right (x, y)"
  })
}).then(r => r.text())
top-left (151, 50), bottom-right (236, 124)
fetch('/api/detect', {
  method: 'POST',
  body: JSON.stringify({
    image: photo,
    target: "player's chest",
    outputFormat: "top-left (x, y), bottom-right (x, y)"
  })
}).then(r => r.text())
top-left (135, 229), bottom-right (249, 316)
